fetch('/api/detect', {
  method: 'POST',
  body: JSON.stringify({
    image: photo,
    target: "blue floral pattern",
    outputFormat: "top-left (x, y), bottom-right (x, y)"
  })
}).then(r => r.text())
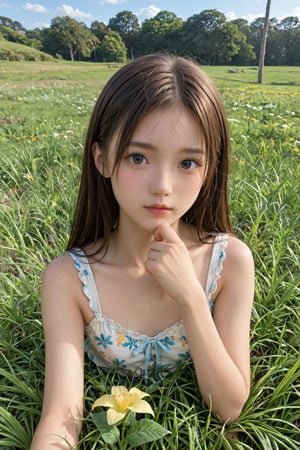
top-left (95, 333), bottom-right (113, 349)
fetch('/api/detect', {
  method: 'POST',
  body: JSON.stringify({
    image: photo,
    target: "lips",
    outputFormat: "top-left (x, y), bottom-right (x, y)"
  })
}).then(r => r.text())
top-left (146, 204), bottom-right (171, 210)
top-left (145, 204), bottom-right (172, 215)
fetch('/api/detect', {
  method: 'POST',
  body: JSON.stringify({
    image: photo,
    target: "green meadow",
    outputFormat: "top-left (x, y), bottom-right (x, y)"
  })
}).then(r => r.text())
top-left (0, 62), bottom-right (299, 449)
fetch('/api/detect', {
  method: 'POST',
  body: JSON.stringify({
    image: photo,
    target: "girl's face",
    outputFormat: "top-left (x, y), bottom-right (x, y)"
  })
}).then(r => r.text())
top-left (100, 105), bottom-right (207, 234)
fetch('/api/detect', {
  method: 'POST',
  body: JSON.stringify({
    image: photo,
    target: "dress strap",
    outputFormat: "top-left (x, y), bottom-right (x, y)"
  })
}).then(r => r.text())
top-left (69, 249), bottom-right (102, 315)
top-left (205, 234), bottom-right (228, 304)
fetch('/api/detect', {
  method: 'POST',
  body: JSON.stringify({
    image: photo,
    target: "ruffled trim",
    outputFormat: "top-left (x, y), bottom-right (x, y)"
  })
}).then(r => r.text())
top-left (86, 312), bottom-right (186, 341)
top-left (205, 235), bottom-right (228, 299)
top-left (69, 250), bottom-right (99, 315)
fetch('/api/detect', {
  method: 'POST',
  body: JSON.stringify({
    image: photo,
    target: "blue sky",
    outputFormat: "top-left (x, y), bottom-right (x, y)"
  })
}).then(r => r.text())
top-left (1, 1), bottom-right (300, 30)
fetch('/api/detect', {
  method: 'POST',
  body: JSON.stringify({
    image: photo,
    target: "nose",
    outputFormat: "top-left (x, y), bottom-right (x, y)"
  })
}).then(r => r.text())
top-left (149, 167), bottom-right (173, 197)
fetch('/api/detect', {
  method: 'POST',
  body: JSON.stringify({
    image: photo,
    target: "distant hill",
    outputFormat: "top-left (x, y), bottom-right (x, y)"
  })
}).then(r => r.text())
top-left (0, 39), bottom-right (54, 61)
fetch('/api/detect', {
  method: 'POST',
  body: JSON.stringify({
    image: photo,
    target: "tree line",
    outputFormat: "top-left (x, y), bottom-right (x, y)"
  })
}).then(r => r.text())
top-left (0, 9), bottom-right (299, 65)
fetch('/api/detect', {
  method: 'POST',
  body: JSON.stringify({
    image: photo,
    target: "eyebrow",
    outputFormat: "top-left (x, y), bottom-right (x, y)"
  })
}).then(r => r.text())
top-left (129, 140), bottom-right (205, 155)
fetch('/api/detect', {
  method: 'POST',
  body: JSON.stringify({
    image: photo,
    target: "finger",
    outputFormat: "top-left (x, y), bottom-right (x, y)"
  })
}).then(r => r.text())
top-left (154, 223), bottom-right (181, 244)
top-left (147, 249), bottom-right (161, 261)
top-left (149, 240), bottom-right (166, 252)
top-left (153, 230), bottom-right (163, 242)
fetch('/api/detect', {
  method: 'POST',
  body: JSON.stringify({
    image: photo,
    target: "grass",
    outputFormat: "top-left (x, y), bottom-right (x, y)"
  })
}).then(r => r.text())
top-left (0, 62), bottom-right (299, 449)
top-left (0, 40), bottom-right (55, 62)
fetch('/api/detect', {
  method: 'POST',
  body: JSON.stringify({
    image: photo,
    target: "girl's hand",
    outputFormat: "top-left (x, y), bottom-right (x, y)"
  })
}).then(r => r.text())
top-left (145, 223), bottom-right (203, 306)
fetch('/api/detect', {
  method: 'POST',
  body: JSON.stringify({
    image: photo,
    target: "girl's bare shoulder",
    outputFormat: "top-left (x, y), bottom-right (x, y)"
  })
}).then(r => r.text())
top-left (225, 235), bottom-right (254, 269)
top-left (41, 252), bottom-right (79, 292)
top-left (41, 252), bottom-right (93, 325)
top-left (43, 252), bottom-right (74, 274)
top-left (219, 234), bottom-right (255, 298)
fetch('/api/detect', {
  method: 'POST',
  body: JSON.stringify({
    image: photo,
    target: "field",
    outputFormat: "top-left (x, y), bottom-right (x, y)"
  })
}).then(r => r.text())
top-left (0, 62), bottom-right (299, 449)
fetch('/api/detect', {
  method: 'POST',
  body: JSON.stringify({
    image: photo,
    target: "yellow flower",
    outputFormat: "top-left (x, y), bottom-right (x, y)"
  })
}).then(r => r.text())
top-left (116, 331), bottom-right (126, 346)
top-left (92, 386), bottom-right (154, 425)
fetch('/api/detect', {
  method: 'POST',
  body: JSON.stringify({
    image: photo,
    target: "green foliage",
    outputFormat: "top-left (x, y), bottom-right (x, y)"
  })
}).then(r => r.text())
top-left (0, 39), bottom-right (54, 61)
top-left (0, 23), bottom-right (42, 52)
top-left (91, 412), bottom-right (169, 447)
top-left (1, 10), bottom-right (300, 64)
top-left (135, 10), bottom-right (183, 56)
top-left (100, 31), bottom-right (127, 62)
top-left (0, 64), bottom-right (299, 449)
top-left (126, 418), bottom-right (170, 446)
top-left (181, 9), bottom-right (252, 65)
top-left (108, 11), bottom-right (139, 59)
top-left (43, 16), bottom-right (99, 61)
top-left (0, 16), bottom-right (25, 32)
top-left (0, 25), bottom-right (27, 44)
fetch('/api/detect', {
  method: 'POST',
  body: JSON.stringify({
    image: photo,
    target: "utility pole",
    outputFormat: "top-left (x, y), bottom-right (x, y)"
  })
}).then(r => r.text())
top-left (258, 0), bottom-right (272, 83)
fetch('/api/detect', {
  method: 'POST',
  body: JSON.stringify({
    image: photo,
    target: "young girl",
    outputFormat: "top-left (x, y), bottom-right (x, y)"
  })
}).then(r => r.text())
top-left (30, 53), bottom-right (254, 449)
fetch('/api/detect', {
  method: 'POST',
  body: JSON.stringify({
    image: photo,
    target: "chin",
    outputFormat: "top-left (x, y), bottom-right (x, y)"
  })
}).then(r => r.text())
top-left (141, 219), bottom-right (179, 233)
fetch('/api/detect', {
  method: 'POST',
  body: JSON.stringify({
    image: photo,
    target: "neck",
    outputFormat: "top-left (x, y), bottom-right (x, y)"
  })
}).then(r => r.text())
top-left (106, 217), bottom-right (183, 268)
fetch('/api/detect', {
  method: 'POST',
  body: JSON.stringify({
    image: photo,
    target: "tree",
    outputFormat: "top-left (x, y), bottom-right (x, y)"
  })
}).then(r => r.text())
top-left (231, 19), bottom-right (256, 65)
top-left (90, 21), bottom-right (111, 62)
top-left (153, 10), bottom-right (183, 53)
top-left (258, 0), bottom-right (272, 83)
top-left (25, 28), bottom-right (43, 50)
top-left (182, 10), bottom-right (225, 62)
top-left (100, 31), bottom-right (127, 62)
top-left (90, 20), bottom-right (110, 41)
top-left (277, 16), bottom-right (300, 65)
top-left (182, 10), bottom-right (244, 64)
top-left (44, 16), bottom-right (99, 61)
top-left (249, 17), bottom-right (265, 63)
top-left (136, 10), bottom-right (183, 56)
top-left (0, 24), bottom-right (42, 49)
top-left (0, 25), bottom-right (28, 44)
top-left (1, 8), bottom-right (299, 64)
top-left (108, 11), bottom-right (139, 59)
top-left (212, 22), bottom-right (246, 64)
top-left (0, 16), bottom-right (25, 32)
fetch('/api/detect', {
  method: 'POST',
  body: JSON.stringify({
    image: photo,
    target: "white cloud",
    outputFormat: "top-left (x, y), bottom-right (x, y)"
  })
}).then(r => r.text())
top-left (22, 3), bottom-right (48, 13)
top-left (57, 4), bottom-right (92, 19)
top-left (34, 21), bottom-right (50, 29)
top-left (99, 0), bottom-right (124, 4)
top-left (225, 11), bottom-right (237, 21)
top-left (219, 10), bottom-right (263, 24)
top-left (136, 5), bottom-right (161, 21)
top-left (241, 13), bottom-right (262, 23)
top-left (0, 2), bottom-right (10, 8)
top-left (271, 8), bottom-right (300, 22)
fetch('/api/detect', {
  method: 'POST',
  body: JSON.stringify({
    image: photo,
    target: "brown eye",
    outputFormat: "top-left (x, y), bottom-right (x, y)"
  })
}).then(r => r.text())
top-left (129, 153), bottom-right (147, 165)
top-left (180, 159), bottom-right (198, 170)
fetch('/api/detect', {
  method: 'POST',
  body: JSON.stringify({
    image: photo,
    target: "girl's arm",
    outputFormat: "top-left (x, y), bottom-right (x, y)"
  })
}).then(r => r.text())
top-left (30, 256), bottom-right (85, 449)
top-left (146, 224), bottom-right (254, 423)
top-left (181, 237), bottom-right (254, 422)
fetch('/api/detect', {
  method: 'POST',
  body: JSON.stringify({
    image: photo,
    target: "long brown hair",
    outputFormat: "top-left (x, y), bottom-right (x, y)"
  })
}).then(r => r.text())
top-left (67, 53), bottom-right (232, 254)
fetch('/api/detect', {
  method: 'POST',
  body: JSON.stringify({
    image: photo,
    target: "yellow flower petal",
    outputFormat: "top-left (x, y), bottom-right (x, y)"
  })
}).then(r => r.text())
top-left (111, 385), bottom-right (128, 396)
top-left (128, 387), bottom-right (150, 400)
top-left (128, 399), bottom-right (154, 416)
top-left (92, 394), bottom-right (116, 409)
top-left (92, 385), bottom-right (154, 425)
top-left (107, 408), bottom-right (126, 425)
